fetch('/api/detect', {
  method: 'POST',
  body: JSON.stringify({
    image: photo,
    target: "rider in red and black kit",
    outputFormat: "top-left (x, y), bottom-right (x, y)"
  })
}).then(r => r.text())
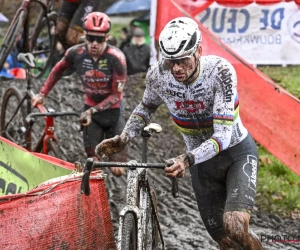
top-left (32, 12), bottom-right (127, 176)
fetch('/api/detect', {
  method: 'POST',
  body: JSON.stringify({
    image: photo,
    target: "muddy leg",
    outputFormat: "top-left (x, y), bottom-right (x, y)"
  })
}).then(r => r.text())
top-left (222, 211), bottom-right (263, 250)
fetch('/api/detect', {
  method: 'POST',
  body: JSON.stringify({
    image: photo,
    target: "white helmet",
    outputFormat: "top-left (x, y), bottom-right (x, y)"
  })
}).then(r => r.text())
top-left (159, 17), bottom-right (202, 59)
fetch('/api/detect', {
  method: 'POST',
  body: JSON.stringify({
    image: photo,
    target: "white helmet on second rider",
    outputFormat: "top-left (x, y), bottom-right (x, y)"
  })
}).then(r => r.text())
top-left (159, 17), bottom-right (202, 60)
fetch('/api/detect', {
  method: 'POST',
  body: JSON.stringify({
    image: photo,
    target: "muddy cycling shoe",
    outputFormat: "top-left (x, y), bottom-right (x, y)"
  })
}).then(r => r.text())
top-left (109, 167), bottom-right (125, 177)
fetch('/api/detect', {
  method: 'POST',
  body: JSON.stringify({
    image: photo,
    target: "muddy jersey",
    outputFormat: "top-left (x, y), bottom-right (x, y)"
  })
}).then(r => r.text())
top-left (41, 43), bottom-right (126, 111)
top-left (123, 55), bottom-right (248, 165)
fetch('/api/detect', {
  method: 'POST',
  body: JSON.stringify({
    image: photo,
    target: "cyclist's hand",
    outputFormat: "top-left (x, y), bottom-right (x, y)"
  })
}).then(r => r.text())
top-left (165, 153), bottom-right (195, 178)
top-left (79, 109), bottom-right (92, 126)
top-left (95, 132), bottom-right (130, 159)
top-left (31, 93), bottom-right (44, 107)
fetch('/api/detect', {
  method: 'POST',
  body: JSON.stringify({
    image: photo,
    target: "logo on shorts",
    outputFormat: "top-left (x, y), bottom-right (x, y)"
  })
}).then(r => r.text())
top-left (243, 155), bottom-right (258, 192)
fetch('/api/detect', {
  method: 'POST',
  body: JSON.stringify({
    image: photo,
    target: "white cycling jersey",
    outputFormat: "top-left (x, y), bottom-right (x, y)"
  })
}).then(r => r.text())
top-left (123, 55), bottom-right (248, 165)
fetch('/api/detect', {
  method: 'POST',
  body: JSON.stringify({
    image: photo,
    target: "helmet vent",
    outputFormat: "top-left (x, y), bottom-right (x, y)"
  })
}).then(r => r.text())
top-left (160, 40), bottom-right (187, 56)
top-left (185, 31), bottom-right (197, 51)
top-left (93, 17), bottom-right (102, 27)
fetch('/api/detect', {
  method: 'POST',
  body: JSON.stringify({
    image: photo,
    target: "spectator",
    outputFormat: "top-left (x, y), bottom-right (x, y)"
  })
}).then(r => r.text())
top-left (118, 27), bottom-right (130, 51)
top-left (107, 35), bottom-right (117, 46)
top-left (122, 27), bottom-right (150, 75)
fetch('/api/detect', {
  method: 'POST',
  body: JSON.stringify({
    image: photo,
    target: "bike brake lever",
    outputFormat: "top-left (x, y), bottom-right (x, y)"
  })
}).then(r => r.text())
top-left (166, 160), bottom-right (179, 198)
top-left (80, 158), bottom-right (93, 196)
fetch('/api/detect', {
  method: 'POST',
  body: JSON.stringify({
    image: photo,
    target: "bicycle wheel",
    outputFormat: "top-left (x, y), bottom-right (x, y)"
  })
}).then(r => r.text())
top-left (0, 87), bottom-right (27, 147)
top-left (143, 189), bottom-right (163, 250)
top-left (0, 10), bottom-right (26, 70)
top-left (46, 139), bottom-right (62, 159)
top-left (29, 12), bottom-right (57, 78)
top-left (120, 212), bottom-right (138, 250)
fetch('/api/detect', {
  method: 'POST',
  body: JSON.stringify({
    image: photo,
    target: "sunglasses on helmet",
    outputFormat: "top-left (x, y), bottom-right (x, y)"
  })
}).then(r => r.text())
top-left (86, 34), bottom-right (106, 43)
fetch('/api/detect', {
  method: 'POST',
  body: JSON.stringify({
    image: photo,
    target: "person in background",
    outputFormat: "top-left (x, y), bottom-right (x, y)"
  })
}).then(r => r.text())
top-left (121, 27), bottom-right (150, 75)
top-left (118, 27), bottom-right (130, 51)
top-left (56, 0), bottom-right (101, 50)
top-left (31, 12), bottom-right (127, 176)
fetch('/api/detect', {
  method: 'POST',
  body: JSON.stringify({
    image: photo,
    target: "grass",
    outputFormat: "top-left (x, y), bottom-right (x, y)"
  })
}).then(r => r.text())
top-left (255, 65), bottom-right (300, 218)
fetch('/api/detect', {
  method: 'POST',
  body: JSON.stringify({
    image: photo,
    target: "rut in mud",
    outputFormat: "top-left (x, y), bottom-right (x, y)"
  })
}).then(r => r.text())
top-left (1, 75), bottom-right (299, 250)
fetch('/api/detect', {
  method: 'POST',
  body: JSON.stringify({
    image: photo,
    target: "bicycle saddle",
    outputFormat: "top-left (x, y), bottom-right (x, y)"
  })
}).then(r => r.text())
top-left (144, 123), bottom-right (162, 133)
top-left (17, 53), bottom-right (35, 68)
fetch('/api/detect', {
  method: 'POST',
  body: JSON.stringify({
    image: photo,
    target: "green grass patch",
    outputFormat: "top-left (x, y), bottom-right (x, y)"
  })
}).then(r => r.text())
top-left (258, 65), bottom-right (300, 98)
top-left (256, 146), bottom-right (300, 217)
top-left (255, 65), bottom-right (300, 218)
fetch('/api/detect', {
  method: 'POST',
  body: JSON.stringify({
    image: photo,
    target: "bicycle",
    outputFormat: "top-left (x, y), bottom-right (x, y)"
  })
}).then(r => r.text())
top-left (81, 123), bottom-right (179, 250)
top-left (0, 0), bottom-right (58, 78)
top-left (0, 52), bottom-right (80, 158)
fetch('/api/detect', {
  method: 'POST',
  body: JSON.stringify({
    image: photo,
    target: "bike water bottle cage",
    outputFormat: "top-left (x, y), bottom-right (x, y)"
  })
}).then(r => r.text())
top-left (85, 35), bottom-right (106, 43)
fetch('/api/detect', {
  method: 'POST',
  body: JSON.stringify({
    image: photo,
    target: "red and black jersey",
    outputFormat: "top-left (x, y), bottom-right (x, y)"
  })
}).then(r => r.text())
top-left (41, 44), bottom-right (127, 111)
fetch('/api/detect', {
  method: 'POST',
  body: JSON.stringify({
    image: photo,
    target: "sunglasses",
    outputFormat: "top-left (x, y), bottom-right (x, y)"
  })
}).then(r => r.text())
top-left (164, 57), bottom-right (192, 68)
top-left (86, 34), bottom-right (106, 43)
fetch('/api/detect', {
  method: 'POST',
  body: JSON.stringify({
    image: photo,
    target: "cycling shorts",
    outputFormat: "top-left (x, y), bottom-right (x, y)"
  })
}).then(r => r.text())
top-left (189, 133), bottom-right (258, 241)
top-left (58, 0), bottom-right (100, 32)
top-left (83, 105), bottom-right (125, 148)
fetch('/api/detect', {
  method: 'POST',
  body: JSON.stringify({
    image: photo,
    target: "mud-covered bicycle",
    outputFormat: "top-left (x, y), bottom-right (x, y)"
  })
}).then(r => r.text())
top-left (0, 0), bottom-right (58, 78)
top-left (81, 123), bottom-right (179, 250)
top-left (0, 52), bottom-right (80, 158)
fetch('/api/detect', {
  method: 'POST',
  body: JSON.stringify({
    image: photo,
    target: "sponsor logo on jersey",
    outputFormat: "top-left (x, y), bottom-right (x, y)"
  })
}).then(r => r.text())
top-left (243, 155), bottom-right (258, 192)
top-left (218, 67), bottom-right (234, 102)
top-left (175, 100), bottom-right (205, 112)
top-left (83, 70), bottom-right (109, 88)
top-left (166, 89), bottom-right (186, 98)
top-left (98, 59), bottom-right (108, 69)
top-left (84, 59), bottom-right (92, 63)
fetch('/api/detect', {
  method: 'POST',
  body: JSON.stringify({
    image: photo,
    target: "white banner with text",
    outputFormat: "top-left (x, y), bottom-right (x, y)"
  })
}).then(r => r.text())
top-left (195, 2), bottom-right (300, 65)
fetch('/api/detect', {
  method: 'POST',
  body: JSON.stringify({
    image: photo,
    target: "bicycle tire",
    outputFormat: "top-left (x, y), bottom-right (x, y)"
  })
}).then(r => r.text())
top-left (0, 10), bottom-right (26, 70)
top-left (29, 12), bottom-right (57, 79)
top-left (0, 87), bottom-right (27, 147)
top-left (120, 212), bottom-right (138, 250)
top-left (143, 189), bottom-right (163, 250)
top-left (45, 139), bottom-right (62, 159)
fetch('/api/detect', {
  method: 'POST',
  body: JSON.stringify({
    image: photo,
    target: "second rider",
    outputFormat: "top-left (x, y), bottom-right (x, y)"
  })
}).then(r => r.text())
top-left (32, 12), bottom-right (127, 176)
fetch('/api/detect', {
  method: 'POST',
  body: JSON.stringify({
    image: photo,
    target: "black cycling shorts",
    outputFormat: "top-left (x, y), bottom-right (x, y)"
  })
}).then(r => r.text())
top-left (189, 133), bottom-right (259, 241)
top-left (83, 104), bottom-right (125, 149)
top-left (58, 0), bottom-right (100, 31)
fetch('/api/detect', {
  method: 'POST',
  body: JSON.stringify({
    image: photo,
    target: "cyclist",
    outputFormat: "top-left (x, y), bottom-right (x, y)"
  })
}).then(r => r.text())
top-left (94, 17), bottom-right (263, 249)
top-left (32, 12), bottom-right (127, 177)
top-left (56, 0), bottom-right (101, 50)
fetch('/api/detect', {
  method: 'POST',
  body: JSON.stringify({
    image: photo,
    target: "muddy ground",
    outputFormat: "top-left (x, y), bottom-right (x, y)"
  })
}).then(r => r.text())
top-left (1, 75), bottom-right (299, 250)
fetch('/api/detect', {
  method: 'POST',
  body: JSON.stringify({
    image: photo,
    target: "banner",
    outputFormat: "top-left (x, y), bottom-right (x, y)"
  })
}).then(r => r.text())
top-left (195, 2), bottom-right (300, 65)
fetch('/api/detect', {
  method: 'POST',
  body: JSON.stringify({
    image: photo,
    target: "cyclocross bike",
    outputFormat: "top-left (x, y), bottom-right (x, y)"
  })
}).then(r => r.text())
top-left (81, 123), bottom-right (179, 250)
top-left (0, 0), bottom-right (57, 78)
top-left (0, 52), bottom-right (80, 158)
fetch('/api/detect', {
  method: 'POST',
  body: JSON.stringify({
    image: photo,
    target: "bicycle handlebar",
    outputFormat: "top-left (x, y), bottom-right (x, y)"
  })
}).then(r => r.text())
top-left (80, 158), bottom-right (179, 198)
top-left (26, 111), bottom-right (80, 124)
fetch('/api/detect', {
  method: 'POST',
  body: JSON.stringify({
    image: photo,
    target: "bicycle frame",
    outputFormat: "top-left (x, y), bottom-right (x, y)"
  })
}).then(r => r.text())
top-left (117, 166), bottom-right (165, 250)
top-left (1, 0), bottom-right (56, 52)
top-left (80, 124), bottom-right (179, 250)
top-left (25, 108), bottom-right (80, 154)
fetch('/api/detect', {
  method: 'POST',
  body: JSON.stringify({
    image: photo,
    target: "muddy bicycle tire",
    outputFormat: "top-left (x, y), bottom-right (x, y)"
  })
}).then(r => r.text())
top-left (142, 188), bottom-right (163, 250)
top-left (0, 87), bottom-right (27, 147)
top-left (121, 212), bottom-right (138, 250)
top-left (0, 10), bottom-right (26, 71)
top-left (29, 12), bottom-right (57, 79)
top-left (45, 139), bottom-right (62, 159)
